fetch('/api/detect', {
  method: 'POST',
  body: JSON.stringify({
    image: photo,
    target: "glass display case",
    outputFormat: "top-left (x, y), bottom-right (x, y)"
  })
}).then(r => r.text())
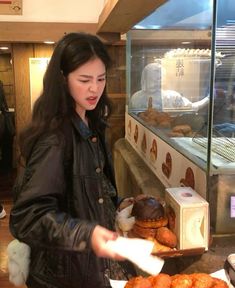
top-left (125, 0), bottom-right (235, 233)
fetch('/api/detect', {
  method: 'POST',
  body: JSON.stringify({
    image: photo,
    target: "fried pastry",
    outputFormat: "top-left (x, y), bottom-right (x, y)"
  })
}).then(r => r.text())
top-left (124, 273), bottom-right (229, 288)
top-left (132, 223), bottom-right (157, 239)
top-left (171, 274), bottom-right (193, 288)
top-left (135, 218), bottom-right (168, 229)
top-left (125, 276), bottom-right (152, 288)
top-left (190, 273), bottom-right (214, 288)
top-left (148, 237), bottom-right (173, 253)
top-left (155, 227), bottom-right (177, 248)
top-left (148, 273), bottom-right (172, 288)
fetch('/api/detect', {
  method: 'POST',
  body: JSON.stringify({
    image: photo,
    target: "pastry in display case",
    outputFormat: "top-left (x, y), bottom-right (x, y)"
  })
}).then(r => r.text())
top-left (124, 0), bottom-right (235, 234)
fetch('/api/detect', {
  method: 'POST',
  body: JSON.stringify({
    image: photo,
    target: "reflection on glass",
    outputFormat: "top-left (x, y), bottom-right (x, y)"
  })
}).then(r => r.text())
top-left (127, 0), bottom-right (235, 172)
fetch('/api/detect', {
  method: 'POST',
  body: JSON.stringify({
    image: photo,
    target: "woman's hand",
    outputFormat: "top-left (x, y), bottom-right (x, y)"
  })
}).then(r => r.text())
top-left (91, 225), bottom-right (125, 260)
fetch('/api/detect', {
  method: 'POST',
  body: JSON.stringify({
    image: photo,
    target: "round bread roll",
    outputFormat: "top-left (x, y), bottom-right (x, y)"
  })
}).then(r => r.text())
top-left (131, 195), bottom-right (165, 221)
top-left (172, 124), bottom-right (192, 134)
top-left (169, 131), bottom-right (184, 137)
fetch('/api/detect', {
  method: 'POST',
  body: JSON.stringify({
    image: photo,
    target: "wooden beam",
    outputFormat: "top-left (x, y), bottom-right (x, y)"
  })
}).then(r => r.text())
top-left (0, 22), bottom-right (98, 43)
top-left (97, 32), bottom-right (121, 43)
top-left (97, 0), bottom-right (168, 34)
top-left (129, 29), bottom-right (211, 42)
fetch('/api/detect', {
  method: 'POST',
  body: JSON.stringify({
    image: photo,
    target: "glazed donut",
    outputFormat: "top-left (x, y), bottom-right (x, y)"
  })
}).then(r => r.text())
top-left (155, 226), bottom-right (177, 248)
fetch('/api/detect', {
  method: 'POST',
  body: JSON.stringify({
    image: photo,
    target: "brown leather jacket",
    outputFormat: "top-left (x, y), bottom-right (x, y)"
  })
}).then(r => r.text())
top-left (10, 115), bottom-right (117, 288)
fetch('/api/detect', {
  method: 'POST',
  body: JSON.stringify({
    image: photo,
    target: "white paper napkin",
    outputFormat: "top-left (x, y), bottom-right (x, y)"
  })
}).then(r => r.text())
top-left (109, 279), bottom-right (127, 288)
top-left (106, 236), bottom-right (164, 275)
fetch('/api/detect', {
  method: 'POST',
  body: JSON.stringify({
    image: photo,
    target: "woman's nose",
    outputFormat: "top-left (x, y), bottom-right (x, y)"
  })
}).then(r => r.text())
top-left (89, 81), bottom-right (98, 92)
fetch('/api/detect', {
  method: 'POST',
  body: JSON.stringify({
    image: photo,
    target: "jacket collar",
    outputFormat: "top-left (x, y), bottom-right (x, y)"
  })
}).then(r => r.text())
top-left (71, 112), bottom-right (93, 140)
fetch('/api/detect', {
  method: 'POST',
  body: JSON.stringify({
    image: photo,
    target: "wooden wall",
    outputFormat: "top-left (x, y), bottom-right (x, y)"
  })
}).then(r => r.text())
top-left (12, 43), bottom-right (54, 135)
top-left (106, 44), bottom-right (126, 151)
top-left (0, 53), bottom-right (14, 108)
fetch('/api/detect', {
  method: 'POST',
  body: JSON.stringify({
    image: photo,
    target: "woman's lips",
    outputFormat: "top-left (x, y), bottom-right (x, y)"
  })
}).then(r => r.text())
top-left (87, 96), bottom-right (98, 105)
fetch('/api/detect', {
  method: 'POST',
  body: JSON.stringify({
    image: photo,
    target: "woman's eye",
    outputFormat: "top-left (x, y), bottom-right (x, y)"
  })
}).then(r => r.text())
top-left (78, 78), bottom-right (105, 83)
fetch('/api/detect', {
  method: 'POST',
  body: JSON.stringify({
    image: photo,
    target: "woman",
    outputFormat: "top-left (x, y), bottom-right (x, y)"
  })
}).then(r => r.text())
top-left (9, 32), bottom-right (135, 288)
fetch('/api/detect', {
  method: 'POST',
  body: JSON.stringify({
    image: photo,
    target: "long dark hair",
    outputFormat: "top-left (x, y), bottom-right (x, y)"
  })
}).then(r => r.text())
top-left (19, 32), bottom-right (112, 161)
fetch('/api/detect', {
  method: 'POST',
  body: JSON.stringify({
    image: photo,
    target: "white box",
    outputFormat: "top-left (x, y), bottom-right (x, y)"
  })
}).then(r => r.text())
top-left (165, 187), bottom-right (209, 250)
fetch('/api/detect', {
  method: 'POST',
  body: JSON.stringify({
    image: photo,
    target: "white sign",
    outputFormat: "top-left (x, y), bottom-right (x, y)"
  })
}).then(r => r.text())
top-left (29, 58), bottom-right (50, 110)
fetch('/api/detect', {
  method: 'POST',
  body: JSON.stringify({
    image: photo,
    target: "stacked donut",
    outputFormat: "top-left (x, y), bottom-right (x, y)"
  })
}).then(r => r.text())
top-left (116, 195), bottom-right (177, 252)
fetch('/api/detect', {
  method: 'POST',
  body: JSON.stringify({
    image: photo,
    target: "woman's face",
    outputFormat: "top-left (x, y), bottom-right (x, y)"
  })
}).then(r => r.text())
top-left (67, 57), bottom-right (106, 120)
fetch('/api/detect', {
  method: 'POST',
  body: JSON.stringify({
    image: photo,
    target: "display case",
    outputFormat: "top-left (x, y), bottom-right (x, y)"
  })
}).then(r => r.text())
top-left (125, 0), bottom-right (235, 234)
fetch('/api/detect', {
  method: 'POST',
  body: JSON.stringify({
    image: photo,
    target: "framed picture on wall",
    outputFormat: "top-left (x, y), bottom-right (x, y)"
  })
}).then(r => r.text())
top-left (0, 0), bottom-right (22, 15)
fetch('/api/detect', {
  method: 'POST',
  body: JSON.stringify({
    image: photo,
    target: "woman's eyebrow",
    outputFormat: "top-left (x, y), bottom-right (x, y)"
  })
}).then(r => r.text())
top-left (79, 72), bottom-right (106, 78)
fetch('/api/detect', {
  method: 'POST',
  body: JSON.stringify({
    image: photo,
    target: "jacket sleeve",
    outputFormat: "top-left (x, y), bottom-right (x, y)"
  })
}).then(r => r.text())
top-left (10, 135), bottom-right (96, 252)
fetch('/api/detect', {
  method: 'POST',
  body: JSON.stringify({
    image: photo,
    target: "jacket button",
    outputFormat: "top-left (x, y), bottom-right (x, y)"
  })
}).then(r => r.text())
top-left (98, 198), bottom-right (104, 204)
top-left (96, 167), bottom-right (101, 173)
top-left (77, 241), bottom-right (86, 251)
top-left (104, 268), bottom-right (110, 277)
top-left (91, 137), bottom-right (97, 143)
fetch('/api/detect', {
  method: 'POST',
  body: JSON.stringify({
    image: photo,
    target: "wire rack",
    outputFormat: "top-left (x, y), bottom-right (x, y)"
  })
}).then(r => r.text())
top-left (193, 131), bottom-right (235, 162)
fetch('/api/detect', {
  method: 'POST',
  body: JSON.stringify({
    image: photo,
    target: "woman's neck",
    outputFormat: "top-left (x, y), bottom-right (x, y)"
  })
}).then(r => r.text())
top-left (76, 108), bottom-right (88, 126)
